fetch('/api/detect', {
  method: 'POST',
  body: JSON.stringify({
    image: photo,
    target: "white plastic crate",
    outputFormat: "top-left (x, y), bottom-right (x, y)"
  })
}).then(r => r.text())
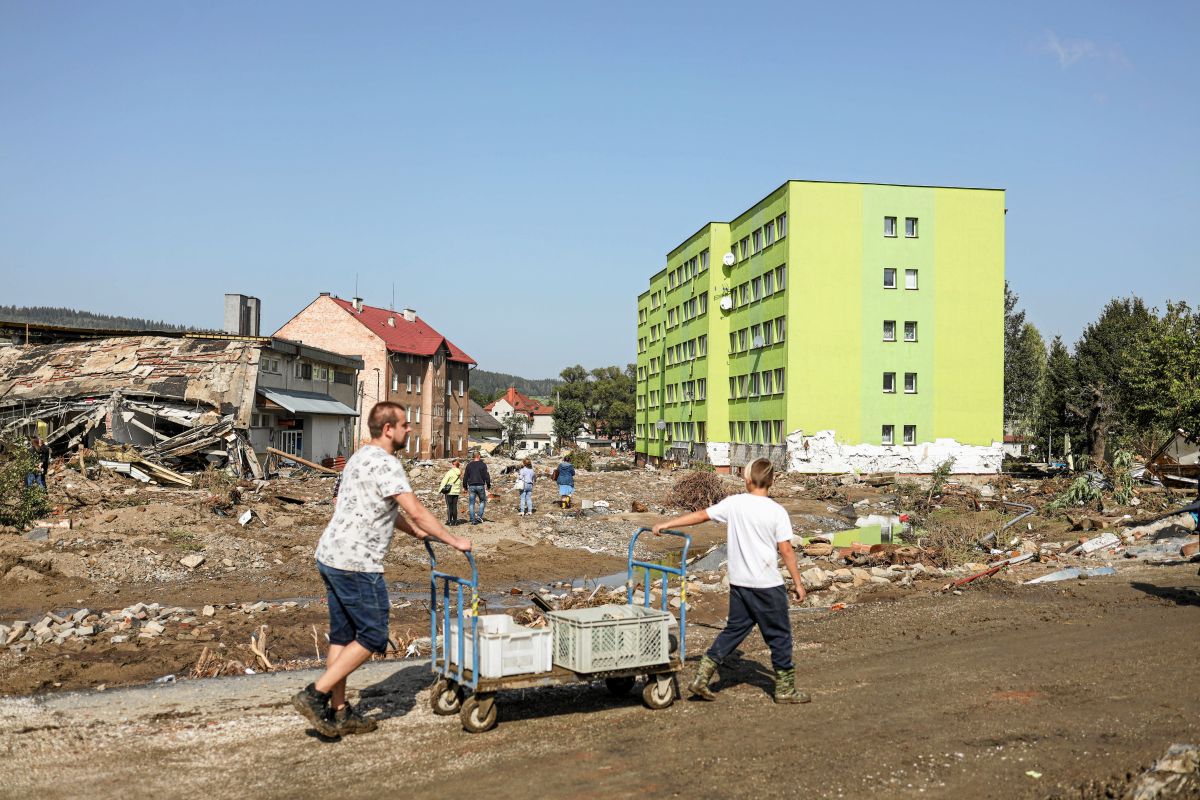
top-left (547, 604), bottom-right (671, 673)
top-left (447, 614), bottom-right (552, 678)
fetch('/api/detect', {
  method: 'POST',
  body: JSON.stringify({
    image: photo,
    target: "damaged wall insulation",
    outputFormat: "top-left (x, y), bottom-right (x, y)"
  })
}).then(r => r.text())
top-left (786, 429), bottom-right (1003, 474)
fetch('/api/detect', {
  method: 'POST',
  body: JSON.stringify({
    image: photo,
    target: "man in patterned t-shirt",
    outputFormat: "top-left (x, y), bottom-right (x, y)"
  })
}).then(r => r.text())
top-left (292, 401), bottom-right (471, 737)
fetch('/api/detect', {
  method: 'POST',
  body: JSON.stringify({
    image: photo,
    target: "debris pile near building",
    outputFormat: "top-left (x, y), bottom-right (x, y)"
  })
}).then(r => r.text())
top-left (0, 336), bottom-right (263, 483)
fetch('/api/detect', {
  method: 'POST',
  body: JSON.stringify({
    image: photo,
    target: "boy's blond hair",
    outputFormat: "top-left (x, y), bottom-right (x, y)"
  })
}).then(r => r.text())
top-left (744, 458), bottom-right (775, 489)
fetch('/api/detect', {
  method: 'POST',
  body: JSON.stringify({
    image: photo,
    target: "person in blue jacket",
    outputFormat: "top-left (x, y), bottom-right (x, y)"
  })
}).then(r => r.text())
top-left (554, 453), bottom-right (576, 509)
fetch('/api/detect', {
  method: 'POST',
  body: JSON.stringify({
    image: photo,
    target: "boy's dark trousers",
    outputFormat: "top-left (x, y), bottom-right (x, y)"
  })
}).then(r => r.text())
top-left (707, 584), bottom-right (793, 670)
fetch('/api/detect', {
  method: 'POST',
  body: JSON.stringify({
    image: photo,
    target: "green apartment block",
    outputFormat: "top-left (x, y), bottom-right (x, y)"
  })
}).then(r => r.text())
top-left (635, 180), bottom-right (1005, 474)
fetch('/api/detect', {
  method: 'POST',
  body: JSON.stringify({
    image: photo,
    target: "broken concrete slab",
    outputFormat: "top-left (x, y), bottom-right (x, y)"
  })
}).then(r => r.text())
top-left (1024, 566), bottom-right (1117, 584)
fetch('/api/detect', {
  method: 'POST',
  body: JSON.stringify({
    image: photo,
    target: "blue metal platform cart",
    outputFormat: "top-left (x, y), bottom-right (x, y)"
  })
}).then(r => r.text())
top-left (426, 527), bottom-right (691, 733)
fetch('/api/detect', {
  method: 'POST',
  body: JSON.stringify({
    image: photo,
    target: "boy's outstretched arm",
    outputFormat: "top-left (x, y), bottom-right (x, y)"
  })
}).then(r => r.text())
top-left (778, 540), bottom-right (806, 603)
top-left (652, 509), bottom-right (710, 535)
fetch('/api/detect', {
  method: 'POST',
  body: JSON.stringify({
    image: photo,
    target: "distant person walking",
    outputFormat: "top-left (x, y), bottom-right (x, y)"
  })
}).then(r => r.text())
top-left (518, 458), bottom-right (535, 516)
top-left (292, 402), bottom-right (471, 738)
top-left (554, 453), bottom-right (576, 509)
top-left (25, 436), bottom-right (47, 490)
top-left (438, 458), bottom-right (463, 526)
top-left (463, 451), bottom-right (492, 524)
top-left (652, 458), bottom-right (810, 705)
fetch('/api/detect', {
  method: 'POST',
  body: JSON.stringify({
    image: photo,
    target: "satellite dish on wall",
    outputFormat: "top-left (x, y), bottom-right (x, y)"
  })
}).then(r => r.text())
top-left (722, 252), bottom-right (736, 267)
top-left (655, 420), bottom-right (667, 430)
top-left (719, 296), bottom-right (734, 311)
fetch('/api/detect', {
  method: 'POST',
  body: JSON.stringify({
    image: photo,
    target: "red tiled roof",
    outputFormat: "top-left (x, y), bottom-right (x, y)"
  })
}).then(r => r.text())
top-left (485, 386), bottom-right (554, 416)
top-left (330, 298), bottom-right (475, 364)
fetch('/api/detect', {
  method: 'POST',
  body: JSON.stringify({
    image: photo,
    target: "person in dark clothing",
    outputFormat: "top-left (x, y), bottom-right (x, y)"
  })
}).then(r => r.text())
top-left (25, 437), bottom-right (48, 490)
top-left (463, 452), bottom-right (492, 524)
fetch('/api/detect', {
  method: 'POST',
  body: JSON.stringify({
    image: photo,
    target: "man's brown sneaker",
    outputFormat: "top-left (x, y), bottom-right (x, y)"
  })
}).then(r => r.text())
top-left (291, 682), bottom-right (340, 737)
top-left (334, 702), bottom-right (379, 735)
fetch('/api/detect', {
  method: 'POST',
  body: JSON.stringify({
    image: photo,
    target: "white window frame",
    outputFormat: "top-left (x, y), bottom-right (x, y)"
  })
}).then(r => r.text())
top-left (884, 268), bottom-right (897, 289)
top-left (905, 269), bottom-right (919, 290)
top-left (777, 213), bottom-right (787, 237)
top-left (882, 425), bottom-right (895, 445)
top-left (903, 425), bottom-right (916, 445)
top-left (905, 217), bottom-right (918, 238)
top-left (884, 216), bottom-right (897, 237)
top-left (883, 320), bottom-right (896, 342)
top-left (904, 321), bottom-right (918, 342)
top-left (883, 372), bottom-right (896, 393)
top-left (905, 372), bottom-right (917, 394)
top-left (764, 220), bottom-right (775, 246)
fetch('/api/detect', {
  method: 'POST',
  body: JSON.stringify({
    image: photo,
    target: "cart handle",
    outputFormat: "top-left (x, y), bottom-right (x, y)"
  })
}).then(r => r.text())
top-left (628, 527), bottom-right (692, 663)
top-left (424, 540), bottom-right (480, 690)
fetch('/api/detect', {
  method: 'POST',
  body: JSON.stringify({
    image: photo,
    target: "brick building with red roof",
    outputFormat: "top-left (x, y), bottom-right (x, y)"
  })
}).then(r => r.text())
top-left (275, 293), bottom-right (475, 459)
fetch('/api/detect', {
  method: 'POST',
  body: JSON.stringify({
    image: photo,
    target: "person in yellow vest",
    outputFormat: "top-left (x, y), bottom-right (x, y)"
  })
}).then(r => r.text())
top-left (438, 458), bottom-right (463, 526)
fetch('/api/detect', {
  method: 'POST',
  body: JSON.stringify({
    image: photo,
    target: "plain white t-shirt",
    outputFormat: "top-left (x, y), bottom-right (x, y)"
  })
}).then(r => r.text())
top-left (705, 493), bottom-right (792, 588)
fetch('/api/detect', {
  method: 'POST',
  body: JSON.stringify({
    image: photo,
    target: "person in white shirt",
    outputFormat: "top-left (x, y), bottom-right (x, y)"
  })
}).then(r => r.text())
top-left (652, 458), bottom-right (809, 704)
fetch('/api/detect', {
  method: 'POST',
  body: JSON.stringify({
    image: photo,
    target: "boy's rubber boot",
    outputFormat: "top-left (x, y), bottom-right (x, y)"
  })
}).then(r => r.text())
top-left (687, 655), bottom-right (719, 700)
top-left (774, 668), bottom-right (811, 704)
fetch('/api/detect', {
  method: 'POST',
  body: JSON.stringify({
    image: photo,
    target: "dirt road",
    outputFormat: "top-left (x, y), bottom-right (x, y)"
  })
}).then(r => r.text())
top-left (3, 563), bottom-right (1197, 800)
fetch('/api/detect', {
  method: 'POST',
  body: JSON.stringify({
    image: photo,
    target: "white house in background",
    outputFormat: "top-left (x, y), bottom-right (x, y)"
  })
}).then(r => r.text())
top-left (486, 387), bottom-right (556, 452)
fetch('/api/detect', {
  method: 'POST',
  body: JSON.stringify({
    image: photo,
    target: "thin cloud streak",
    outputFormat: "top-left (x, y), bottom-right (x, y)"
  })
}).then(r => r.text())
top-left (1036, 29), bottom-right (1130, 69)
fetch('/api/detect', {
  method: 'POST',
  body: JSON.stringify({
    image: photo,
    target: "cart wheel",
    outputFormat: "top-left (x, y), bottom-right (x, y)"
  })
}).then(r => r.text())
top-left (642, 676), bottom-right (675, 710)
top-left (460, 694), bottom-right (498, 733)
top-left (431, 679), bottom-right (463, 716)
top-left (604, 676), bottom-right (636, 697)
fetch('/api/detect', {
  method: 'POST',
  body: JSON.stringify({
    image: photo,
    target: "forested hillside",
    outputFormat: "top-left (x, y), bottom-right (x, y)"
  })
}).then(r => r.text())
top-left (0, 305), bottom-right (198, 332)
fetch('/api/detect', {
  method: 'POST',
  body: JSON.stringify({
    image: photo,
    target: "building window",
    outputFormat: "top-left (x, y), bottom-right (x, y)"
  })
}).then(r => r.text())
top-left (764, 220), bottom-right (775, 246)
top-left (884, 268), bottom-right (897, 289)
top-left (776, 264), bottom-right (786, 290)
top-left (884, 216), bottom-right (897, 237)
top-left (904, 321), bottom-right (918, 341)
top-left (905, 217), bottom-right (918, 238)
top-left (737, 421), bottom-right (747, 442)
top-left (415, 435), bottom-right (421, 453)
top-left (738, 329), bottom-right (748, 351)
top-left (729, 377), bottom-right (737, 399)
top-left (392, 372), bottom-right (400, 391)
top-left (777, 213), bottom-right (787, 238)
top-left (458, 408), bottom-right (464, 423)
top-left (416, 376), bottom-right (424, 393)
top-left (698, 334), bottom-right (707, 357)
top-left (763, 271), bottom-right (774, 295)
top-left (696, 378), bottom-right (706, 400)
top-left (749, 421), bottom-right (760, 443)
top-left (740, 236), bottom-right (750, 259)
top-left (905, 269), bottom-right (918, 290)
top-left (773, 420), bottom-right (783, 443)
top-left (750, 325), bottom-right (762, 349)
top-left (699, 249), bottom-right (709, 272)
top-left (905, 372), bottom-right (917, 393)
top-left (751, 277), bottom-right (762, 301)
top-left (447, 380), bottom-right (452, 395)
top-left (883, 320), bottom-right (896, 341)
top-left (406, 374), bottom-right (413, 392)
top-left (882, 425), bottom-right (895, 445)
top-left (774, 368), bottom-right (785, 393)
top-left (762, 370), bottom-right (773, 394)
top-left (752, 229), bottom-right (762, 254)
top-left (883, 372), bottom-right (896, 393)
top-left (457, 436), bottom-right (463, 451)
top-left (699, 294), bottom-right (708, 315)
top-left (415, 408), bottom-right (421, 422)
top-left (738, 284), bottom-right (749, 305)
top-left (903, 424), bottom-right (916, 445)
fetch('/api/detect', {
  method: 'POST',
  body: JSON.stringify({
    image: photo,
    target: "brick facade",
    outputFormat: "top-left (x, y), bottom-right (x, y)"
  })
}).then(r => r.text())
top-left (275, 294), bottom-right (473, 459)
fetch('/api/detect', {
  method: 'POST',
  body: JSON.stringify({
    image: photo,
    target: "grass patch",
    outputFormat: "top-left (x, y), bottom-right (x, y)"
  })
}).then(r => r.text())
top-left (167, 528), bottom-right (204, 552)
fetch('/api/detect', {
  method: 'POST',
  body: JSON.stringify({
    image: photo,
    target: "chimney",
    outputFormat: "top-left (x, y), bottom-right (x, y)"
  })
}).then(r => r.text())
top-left (353, 297), bottom-right (363, 313)
top-left (401, 308), bottom-right (416, 322)
top-left (223, 293), bottom-right (261, 337)
top-left (319, 291), bottom-right (331, 297)
top-left (387, 316), bottom-right (395, 327)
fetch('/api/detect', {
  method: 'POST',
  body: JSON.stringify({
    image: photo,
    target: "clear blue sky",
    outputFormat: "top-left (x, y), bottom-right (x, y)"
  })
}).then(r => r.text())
top-left (2, 1), bottom-right (1196, 377)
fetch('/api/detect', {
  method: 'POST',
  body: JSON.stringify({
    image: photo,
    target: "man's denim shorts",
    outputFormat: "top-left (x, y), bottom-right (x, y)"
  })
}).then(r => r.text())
top-left (317, 561), bottom-right (390, 654)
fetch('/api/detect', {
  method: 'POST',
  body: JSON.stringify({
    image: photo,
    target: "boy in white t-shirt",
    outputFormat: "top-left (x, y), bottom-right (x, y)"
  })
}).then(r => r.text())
top-left (652, 458), bottom-right (809, 704)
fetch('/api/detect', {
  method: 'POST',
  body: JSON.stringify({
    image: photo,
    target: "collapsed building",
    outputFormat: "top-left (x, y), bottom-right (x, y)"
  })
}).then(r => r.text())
top-left (0, 324), bottom-right (362, 485)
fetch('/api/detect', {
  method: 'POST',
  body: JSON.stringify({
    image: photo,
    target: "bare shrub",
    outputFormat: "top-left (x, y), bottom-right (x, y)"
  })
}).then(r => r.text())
top-left (666, 469), bottom-right (730, 512)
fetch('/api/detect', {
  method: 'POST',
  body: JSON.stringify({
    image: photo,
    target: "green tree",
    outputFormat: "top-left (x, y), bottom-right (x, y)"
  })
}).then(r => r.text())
top-left (501, 414), bottom-right (529, 450)
top-left (552, 399), bottom-right (585, 448)
top-left (1072, 296), bottom-right (1157, 463)
top-left (1004, 284), bottom-right (1047, 432)
top-left (1121, 301), bottom-right (1200, 443)
top-left (1036, 335), bottom-right (1081, 459)
top-left (0, 434), bottom-right (49, 527)
top-left (588, 365), bottom-right (635, 439)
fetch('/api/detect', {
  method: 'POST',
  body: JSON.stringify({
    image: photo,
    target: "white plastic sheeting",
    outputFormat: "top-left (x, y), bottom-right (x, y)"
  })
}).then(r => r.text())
top-left (786, 429), bottom-right (1003, 474)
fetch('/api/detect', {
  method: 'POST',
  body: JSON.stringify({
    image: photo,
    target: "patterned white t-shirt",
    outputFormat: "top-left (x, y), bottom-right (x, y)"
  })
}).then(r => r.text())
top-left (315, 445), bottom-right (413, 573)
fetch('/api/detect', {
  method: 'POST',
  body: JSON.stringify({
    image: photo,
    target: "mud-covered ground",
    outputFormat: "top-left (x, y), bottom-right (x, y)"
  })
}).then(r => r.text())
top-left (1, 563), bottom-right (1198, 800)
top-left (2, 460), bottom-right (1199, 798)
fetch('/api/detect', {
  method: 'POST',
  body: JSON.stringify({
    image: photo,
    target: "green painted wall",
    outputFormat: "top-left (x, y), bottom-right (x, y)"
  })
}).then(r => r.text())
top-left (637, 180), bottom-right (1004, 462)
top-left (860, 185), bottom-right (936, 445)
